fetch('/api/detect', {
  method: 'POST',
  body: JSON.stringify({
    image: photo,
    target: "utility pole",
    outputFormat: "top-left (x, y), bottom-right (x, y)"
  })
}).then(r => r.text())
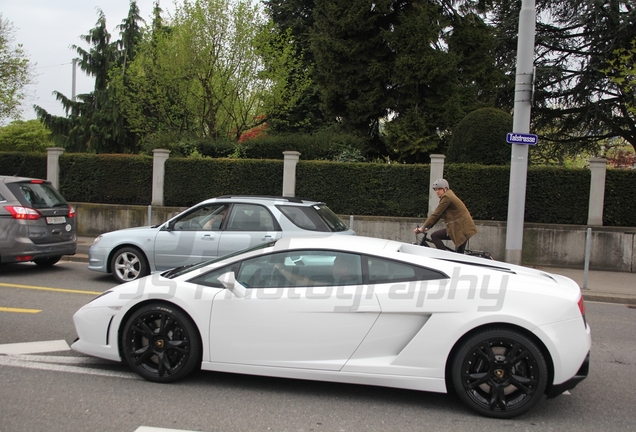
top-left (505, 0), bottom-right (536, 265)
top-left (71, 58), bottom-right (77, 101)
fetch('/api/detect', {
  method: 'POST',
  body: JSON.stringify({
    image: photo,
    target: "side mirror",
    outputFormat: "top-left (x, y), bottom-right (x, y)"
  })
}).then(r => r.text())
top-left (218, 271), bottom-right (247, 298)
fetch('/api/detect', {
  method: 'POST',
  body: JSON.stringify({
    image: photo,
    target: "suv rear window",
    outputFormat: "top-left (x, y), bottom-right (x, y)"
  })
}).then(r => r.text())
top-left (9, 181), bottom-right (68, 209)
top-left (277, 204), bottom-right (349, 232)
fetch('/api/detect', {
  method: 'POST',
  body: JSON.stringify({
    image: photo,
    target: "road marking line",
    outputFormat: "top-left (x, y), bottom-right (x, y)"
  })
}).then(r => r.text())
top-left (0, 307), bottom-right (41, 313)
top-left (135, 427), bottom-right (198, 432)
top-left (0, 339), bottom-right (70, 355)
top-left (0, 355), bottom-right (138, 380)
top-left (0, 282), bottom-right (101, 295)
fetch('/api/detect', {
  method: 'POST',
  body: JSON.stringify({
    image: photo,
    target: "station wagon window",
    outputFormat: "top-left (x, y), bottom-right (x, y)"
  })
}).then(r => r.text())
top-left (226, 204), bottom-right (277, 231)
top-left (277, 204), bottom-right (349, 232)
top-left (171, 204), bottom-right (227, 231)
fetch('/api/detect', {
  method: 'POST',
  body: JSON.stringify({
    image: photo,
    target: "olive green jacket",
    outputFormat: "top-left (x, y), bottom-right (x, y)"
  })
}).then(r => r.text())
top-left (423, 189), bottom-right (478, 246)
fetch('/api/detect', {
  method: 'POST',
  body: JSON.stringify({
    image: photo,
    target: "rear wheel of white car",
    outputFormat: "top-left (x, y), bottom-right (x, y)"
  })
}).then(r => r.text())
top-left (121, 303), bottom-right (201, 383)
top-left (110, 247), bottom-right (149, 283)
top-left (451, 328), bottom-right (548, 419)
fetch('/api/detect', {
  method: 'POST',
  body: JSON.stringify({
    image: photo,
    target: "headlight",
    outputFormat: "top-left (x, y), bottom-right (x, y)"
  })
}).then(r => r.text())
top-left (92, 235), bottom-right (103, 246)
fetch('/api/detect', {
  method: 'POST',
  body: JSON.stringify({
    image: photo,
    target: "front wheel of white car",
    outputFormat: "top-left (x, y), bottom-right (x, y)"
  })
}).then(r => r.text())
top-left (451, 328), bottom-right (548, 419)
top-left (121, 303), bottom-right (201, 383)
top-left (110, 247), bottom-right (149, 283)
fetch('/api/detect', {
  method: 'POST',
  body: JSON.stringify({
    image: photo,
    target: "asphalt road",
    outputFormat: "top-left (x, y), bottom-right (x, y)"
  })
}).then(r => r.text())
top-left (1, 261), bottom-right (635, 431)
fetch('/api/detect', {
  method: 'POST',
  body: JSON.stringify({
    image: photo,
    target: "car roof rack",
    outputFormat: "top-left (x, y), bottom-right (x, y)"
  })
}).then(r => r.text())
top-left (215, 195), bottom-right (316, 204)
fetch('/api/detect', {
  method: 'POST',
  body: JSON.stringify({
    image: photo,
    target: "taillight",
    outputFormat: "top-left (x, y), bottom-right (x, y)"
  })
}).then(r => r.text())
top-left (578, 296), bottom-right (587, 328)
top-left (68, 205), bottom-right (76, 218)
top-left (4, 206), bottom-right (41, 220)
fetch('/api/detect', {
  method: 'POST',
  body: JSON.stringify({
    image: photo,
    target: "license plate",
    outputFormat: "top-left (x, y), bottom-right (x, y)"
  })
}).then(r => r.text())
top-left (46, 216), bottom-right (66, 224)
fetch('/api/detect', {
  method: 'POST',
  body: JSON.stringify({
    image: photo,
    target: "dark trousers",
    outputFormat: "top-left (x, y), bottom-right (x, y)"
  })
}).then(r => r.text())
top-left (431, 228), bottom-right (466, 254)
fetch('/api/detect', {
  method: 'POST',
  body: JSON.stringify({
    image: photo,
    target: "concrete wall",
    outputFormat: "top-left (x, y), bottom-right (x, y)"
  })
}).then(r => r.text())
top-left (73, 203), bottom-right (636, 273)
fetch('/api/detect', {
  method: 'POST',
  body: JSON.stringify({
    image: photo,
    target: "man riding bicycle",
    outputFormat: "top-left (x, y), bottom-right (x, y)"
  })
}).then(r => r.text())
top-left (413, 178), bottom-right (478, 254)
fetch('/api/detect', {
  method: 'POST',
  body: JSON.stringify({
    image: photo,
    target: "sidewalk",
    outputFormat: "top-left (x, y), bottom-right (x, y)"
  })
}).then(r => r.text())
top-left (68, 237), bottom-right (636, 305)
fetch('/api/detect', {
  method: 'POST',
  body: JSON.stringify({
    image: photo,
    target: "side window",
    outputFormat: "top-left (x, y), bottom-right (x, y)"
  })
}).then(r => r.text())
top-left (188, 263), bottom-right (239, 288)
top-left (366, 256), bottom-right (445, 284)
top-left (276, 205), bottom-right (328, 231)
top-left (172, 204), bottom-right (226, 231)
top-left (226, 204), bottom-right (276, 231)
top-left (235, 250), bottom-right (363, 288)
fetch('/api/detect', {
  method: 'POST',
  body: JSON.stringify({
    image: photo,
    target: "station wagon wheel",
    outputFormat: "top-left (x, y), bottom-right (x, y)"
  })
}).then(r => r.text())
top-left (33, 256), bottom-right (61, 267)
top-left (110, 247), bottom-right (149, 283)
top-left (121, 303), bottom-right (201, 383)
top-left (451, 328), bottom-right (548, 419)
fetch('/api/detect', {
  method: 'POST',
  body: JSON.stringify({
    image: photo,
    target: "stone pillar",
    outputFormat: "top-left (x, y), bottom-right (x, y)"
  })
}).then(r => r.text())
top-left (428, 154), bottom-right (445, 215)
top-left (46, 147), bottom-right (65, 189)
top-left (587, 157), bottom-right (607, 226)
top-left (282, 151), bottom-right (301, 197)
top-left (151, 149), bottom-right (170, 206)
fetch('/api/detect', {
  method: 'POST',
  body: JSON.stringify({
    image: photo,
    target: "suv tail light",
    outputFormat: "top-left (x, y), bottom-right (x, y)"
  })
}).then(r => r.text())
top-left (5, 206), bottom-right (42, 220)
top-left (68, 205), bottom-right (76, 218)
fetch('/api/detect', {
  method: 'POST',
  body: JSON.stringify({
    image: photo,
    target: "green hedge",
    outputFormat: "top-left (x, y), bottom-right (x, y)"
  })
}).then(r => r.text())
top-left (0, 152), bottom-right (47, 179)
top-left (164, 158), bottom-right (284, 207)
top-left (1, 151), bottom-right (634, 226)
top-left (296, 161), bottom-right (429, 217)
top-left (59, 154), bottom-right (152, 204)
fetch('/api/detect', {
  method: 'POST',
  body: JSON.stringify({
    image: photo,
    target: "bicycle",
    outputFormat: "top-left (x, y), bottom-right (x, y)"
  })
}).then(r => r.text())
top-left (414, 227), bottom-right (494, 260)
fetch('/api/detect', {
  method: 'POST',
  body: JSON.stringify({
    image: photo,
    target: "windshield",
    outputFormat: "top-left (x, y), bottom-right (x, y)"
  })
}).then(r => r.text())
top-left (11, 181), bottom-right (67, 209)
top-left (162, 240), bottom-right (278, 279)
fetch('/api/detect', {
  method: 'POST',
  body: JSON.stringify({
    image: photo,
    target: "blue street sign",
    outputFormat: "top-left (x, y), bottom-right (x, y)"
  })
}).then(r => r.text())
top-left (507, 132), bottom-right (538, 145)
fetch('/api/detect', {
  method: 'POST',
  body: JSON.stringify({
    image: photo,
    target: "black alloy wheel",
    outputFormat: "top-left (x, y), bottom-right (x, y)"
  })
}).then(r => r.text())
top-left (451, 328), bottom-right (548, 419)
top-left (111, 247), bottom-right (149, 283)
top-left (121, 303), bottom-right (201, 383)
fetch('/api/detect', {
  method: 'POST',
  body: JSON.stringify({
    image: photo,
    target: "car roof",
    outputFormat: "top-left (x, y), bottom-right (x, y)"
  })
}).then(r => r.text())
top-left (0, 175), bottom-right (48, 184)
top-left (203, 195), bottom-right (325, 206)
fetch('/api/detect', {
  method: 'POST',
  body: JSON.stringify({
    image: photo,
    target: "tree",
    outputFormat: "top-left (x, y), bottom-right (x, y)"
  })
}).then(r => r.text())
top-left (0, 14), bottom-right (35, 122)
top-left (605, 39), bottom-right (636, 120)
top-left (446, 107), bottom-right (512, 165)
top-left (262, 0), bottom-right (332, 133)
top-left (34, 3), bottom-right (144, 153)
top-left (309, 0), bottom-right (509, 160)
top-left (114, 0), bottom-right (303, 145)
top-left (0, 120), bottom-right (51, 152)
top-left (488, 0), bottom-right (636, 152)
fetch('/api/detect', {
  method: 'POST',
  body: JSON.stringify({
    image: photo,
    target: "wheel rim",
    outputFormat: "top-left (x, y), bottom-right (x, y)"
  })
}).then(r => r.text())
top-left (459, 337), bottom-right (541, 413)
top-left (115, 252), bottom-right (141, 281)
top-left (124, 309), bottom-right (192, 378)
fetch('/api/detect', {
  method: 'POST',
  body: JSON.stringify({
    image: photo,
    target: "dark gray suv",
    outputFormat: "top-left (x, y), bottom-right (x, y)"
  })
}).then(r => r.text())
top-left (0, 175), bottom-right (76, 267)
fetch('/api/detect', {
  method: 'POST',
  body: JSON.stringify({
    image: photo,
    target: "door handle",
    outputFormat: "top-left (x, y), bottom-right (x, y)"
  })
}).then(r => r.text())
top-left (202, 234), bottom-right (216, 241)
top-left (261, 235), bottom-right (273, 241)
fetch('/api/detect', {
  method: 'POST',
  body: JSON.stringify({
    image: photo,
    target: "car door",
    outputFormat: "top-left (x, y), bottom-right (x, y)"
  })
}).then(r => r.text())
top-left (192, 250), bottom-right (380, 370)
top-left (153, 204), bottom-right (228, 271)
top-left (216, 203), bottom-right (282, 257)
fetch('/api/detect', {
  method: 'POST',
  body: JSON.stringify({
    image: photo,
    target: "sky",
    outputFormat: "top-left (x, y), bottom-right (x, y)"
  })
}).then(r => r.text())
top-left (1, 0), bottom-right (176, 122)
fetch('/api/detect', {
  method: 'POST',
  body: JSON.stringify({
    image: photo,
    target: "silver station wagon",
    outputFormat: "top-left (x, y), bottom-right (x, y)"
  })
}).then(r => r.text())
top-left (0, 175), bottom-right (76, 268)
top-left (88, 195), bottom-right (355, 283)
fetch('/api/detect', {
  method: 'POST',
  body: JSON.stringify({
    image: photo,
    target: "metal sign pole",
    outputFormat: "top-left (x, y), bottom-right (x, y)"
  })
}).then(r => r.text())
top-left (505, 0), bottom-right (536, 265)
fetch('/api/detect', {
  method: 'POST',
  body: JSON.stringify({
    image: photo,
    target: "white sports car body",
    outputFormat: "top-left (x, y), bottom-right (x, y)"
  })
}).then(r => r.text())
top-left (73, 235), bottom-right (590, 418)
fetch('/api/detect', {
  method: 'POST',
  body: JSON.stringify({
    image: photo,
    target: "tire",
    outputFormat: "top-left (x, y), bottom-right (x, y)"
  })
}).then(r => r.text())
top-left (110, 247), bottom-right (149, 283)
top-left (121, 303), bottom-right (202, 383)
top-left (451, 328), bottom-right (548, 419)
top-left (34, 256), bottom-right (62, 267)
